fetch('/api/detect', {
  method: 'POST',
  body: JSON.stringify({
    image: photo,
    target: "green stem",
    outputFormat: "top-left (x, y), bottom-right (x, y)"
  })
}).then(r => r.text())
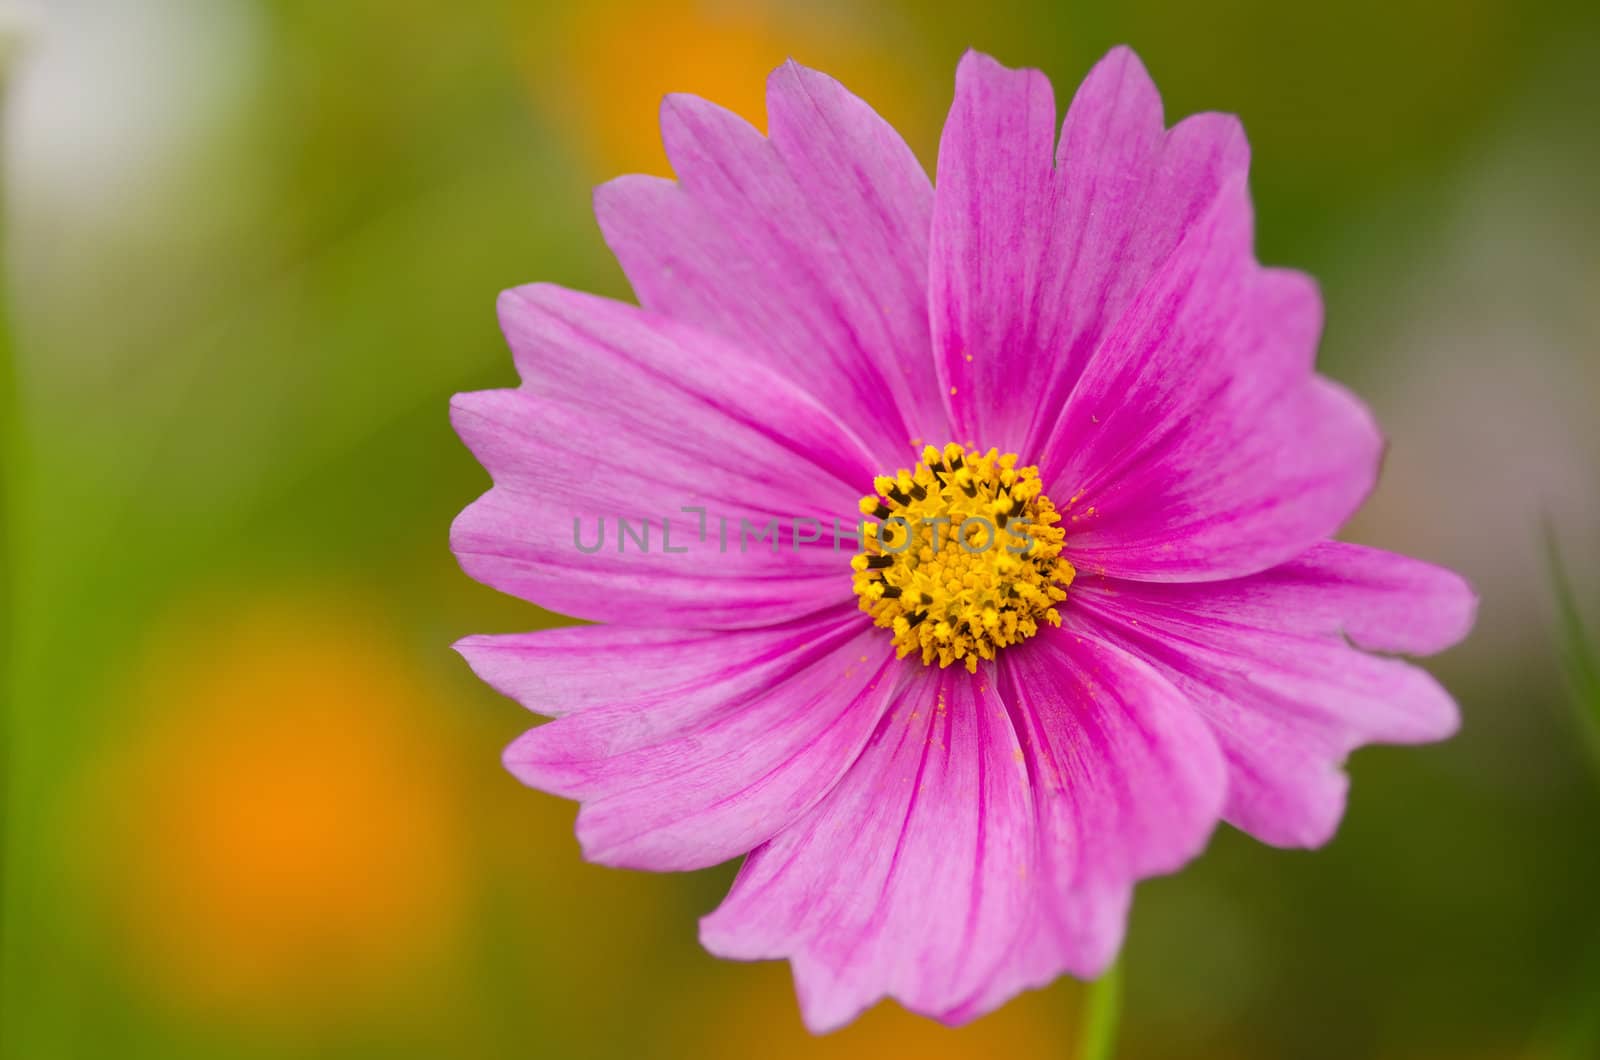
top-left (1078, 961), bottom-right (1123, 1060)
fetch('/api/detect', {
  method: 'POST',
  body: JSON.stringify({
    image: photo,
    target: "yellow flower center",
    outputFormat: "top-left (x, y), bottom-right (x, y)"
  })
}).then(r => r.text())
top-left (851, 444), bottom-right (1075, 673)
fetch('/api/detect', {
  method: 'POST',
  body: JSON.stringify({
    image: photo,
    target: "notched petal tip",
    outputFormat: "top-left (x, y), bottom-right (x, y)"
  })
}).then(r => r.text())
top-left (493, 282), bottom-right (558, 356)
top-left (1258, 265), bottom-right (1323, 322)
top-left (499, 726), bottom-right (554, 783)
top-left (1085, 43), bottom-right (1155, 91)
top-left (948, 49), bottom-right (1060, 128)
top-left (452, 634), bottom-right (533, 710)
top-left (447, 387), bottom-right (530, 483)
top-left (656, 89), bottom-right (700, 120)
top-left (1374, 557), bottom-right (1479, 657)
top-left (763, 55), bottom-right (894, 138)
top-left (592, 170), bottom-right (675, 212)
top-left (450, 633), bottom-right (486, 661)
top-left (1098, 42), bottom-right (1143, 64)
top-left (495, 280), bottom-right (570, 320)
top-left (1442, 576), bottom-right (1481, 650)
top-left (954, 46), bottom-right (1004, 71)
top-left (448, 386), bottom-right (502, 425)
top-left (767, 55), bottom-right (814, 90)
top-left (953, 46), bottom-right (1050, 89)
top-left (1065, 44), bottom-right (1164, 136)
top-left (658, 89), bottom-right (764, 152)
top-left (1259, 767), bottom-right (1350, 850)
top-left (1165, 108), bottom-right (1251, 181)
top-left (1340, 547), bottom-right (1479, 657)
top-left (1427, 692), bottom-right (1464, 742)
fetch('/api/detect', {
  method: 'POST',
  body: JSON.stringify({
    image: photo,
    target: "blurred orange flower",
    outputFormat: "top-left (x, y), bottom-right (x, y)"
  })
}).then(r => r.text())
top-left (74, 592), bottom-right (472, 1027)
top-left (522, 0), bottom-right (930, 178)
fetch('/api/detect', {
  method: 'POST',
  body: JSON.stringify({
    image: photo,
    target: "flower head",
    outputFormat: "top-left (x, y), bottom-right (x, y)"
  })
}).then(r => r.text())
top-left (451, 47), bottom-right (1475, 1032)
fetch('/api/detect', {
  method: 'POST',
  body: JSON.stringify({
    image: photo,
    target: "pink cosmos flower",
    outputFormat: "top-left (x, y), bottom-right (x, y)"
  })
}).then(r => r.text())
top-left (451, 47), bottom-right (1476, 1031)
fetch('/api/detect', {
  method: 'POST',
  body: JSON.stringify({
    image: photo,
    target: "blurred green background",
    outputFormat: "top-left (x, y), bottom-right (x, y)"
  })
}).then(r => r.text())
top-left (3, 1), bottom-right (1598, 1057)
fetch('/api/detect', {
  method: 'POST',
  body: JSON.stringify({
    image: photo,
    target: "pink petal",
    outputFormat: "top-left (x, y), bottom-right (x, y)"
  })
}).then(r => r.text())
top-left (596, 61), bottom-right (950, 464)
top-left (458, 623), bottom-right (825, 720)
top-left (930, 48), bottom-right (1249, 453)
top-left (1039, 185), bottom-right (1381, 580)
top-left (931, 48), bottom-right (1377, 581)
top-left (1071, 543), bottom-right (1474, 848)
top-left (491, 607), bottom-right (897, 871)
top-left (946, 626), bottom-right (1226, 1020)
top-left (451, 284), bottom-right (875, 628)
top-left (701, 669), bottom-right (1036, 1032)
top-left (1125, 540), bottom-right (1479, 656)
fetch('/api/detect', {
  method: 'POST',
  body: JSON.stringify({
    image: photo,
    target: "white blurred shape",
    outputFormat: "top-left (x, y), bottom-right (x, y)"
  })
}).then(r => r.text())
top-left (2, 0), bottom-right (260, 221)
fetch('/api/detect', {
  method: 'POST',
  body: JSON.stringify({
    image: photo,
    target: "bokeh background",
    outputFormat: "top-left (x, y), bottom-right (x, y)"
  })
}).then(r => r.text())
top-left (3, 1), bottom-right (1598, 1057)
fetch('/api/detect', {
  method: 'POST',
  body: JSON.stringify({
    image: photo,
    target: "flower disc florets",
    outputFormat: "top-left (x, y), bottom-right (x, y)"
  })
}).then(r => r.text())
top-left (851, 443), bottom-right (1074, 672)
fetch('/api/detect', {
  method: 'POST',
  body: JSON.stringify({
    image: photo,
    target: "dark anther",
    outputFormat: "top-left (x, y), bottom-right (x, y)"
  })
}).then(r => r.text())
top-left (960, 481), bottom-right (978, 498)
top-left (906, 610), bottom-right (928, 628)
top-left (909, 483), bottom-right (928, 501)
top-left (865, 554), bottom-right (894, 569)
top-left (872, 503), bottom-right (892, 520)
top-left (881, 586), bottom-right (903, 599)
top-left (887, 486), bottom-right (910, 505)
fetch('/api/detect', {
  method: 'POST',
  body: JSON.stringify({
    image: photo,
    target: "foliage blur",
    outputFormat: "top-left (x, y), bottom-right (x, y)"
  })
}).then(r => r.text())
top-left (2, 1), bottom-right (1598, 1057)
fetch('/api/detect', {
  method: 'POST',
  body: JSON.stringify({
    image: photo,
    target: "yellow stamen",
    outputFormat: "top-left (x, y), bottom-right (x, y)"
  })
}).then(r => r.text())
top-left (851, 444), bottom-right (1074, 673)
